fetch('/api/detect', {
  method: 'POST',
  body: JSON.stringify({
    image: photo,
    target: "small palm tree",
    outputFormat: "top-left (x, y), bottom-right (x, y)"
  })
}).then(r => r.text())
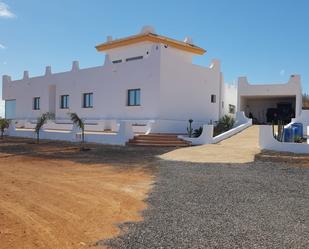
top-left (0, 118), bottom-right (10, 139)
top-left (35, 112), bottom-right (54, 143)
top-left (69, 113), bottom-right (85, 149)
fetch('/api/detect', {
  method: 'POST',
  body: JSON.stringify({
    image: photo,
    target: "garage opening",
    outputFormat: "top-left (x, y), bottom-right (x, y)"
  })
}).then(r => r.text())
top-left (239, 96), bottom-right (296, 124)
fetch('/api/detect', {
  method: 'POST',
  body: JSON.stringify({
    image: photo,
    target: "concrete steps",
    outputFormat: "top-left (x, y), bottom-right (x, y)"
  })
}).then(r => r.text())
top-left (127, 134), bottom-right (191, 147)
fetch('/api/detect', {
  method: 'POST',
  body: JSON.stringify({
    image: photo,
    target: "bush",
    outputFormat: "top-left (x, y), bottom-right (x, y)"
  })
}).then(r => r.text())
top-left (294, 136), bottom-right (304, 143)
top-left (0, 118), bottom-right (10, 138)
top-left (214, 115), bottom-right (235, 136)
top-left (193, 126), bottom-right (203, 138)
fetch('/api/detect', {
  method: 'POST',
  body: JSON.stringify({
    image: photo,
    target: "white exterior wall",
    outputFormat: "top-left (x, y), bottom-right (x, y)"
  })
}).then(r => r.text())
top-left (156, 46), bottom-right (223, 132)
top-left (2, 40), bottom-right (226, 134)
top-left (105, 41), bottom-right (154, 62)
top-left (237, 75), bottom-right (302, 118)
top-left (222, 84), bottom-right (237, 116)
top-left (3, 44), bottom-right (161, 121)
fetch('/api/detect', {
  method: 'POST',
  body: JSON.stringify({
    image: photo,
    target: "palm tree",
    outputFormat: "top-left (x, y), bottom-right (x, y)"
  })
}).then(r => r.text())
top-left (0, 118), bottom-right (10, 139)
top-left (69, 113), bottom-right (85, 149)
top-left (34, 112), bottom-right (54, 143)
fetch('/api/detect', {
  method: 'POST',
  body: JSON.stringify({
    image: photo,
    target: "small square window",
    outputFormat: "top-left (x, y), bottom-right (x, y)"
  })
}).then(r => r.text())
top-left (128, 89), bottom-right (141, 106)
top-left (112, 59), bottom-right (122, 64)
top-left (33, 97), bottom-right (40, 110)
top-left (83, 93), bottom-right (93, 108)
top-left (126, 56), bottom-right (143, 62)
top-left (60, 95), bottom-right (69, 109)
top-left (211, 94), bottom-right (216, 103)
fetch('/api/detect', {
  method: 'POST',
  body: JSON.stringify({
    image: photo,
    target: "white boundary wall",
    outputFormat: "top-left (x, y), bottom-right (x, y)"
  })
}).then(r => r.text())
top-left (6, 121), bottom-right (134, 146)
top-left (179, 111), bottom-right (252, 145)
top-left (259, 125), bottom-right (309, 154)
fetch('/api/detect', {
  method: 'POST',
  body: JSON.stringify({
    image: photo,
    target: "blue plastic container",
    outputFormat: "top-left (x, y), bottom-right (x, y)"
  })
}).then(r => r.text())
top-left (283, 128), bottom-right (293, 142)
top-left (291, 123), bottom-right (303, 138)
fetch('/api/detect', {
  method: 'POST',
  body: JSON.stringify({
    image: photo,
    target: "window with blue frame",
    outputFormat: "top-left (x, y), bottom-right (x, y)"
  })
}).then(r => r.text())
top-left (60, 95), bottom-right (69, 109)
top-left (127, 89), bottom-right (141, 106)
top-left (83, 93), bottom-right (93, 108)
top-left (33, 97), bottom-right (40, 110)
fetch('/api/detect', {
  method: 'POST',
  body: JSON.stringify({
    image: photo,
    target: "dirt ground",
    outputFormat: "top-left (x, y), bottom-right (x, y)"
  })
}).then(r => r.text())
top-left (0, 137), bottom-right (169, 249)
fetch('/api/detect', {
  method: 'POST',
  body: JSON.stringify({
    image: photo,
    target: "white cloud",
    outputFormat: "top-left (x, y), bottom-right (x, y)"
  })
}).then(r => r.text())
top-left (0, 2), bottom-right (15, 18)
top-left (0, 43), bottom-right (6, 49)
top-left (280, 69), bottom-right (285, 76)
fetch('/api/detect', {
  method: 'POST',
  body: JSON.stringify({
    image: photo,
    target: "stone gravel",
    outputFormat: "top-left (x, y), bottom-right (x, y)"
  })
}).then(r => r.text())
top-left (104, 160), bottom-right (309, 249)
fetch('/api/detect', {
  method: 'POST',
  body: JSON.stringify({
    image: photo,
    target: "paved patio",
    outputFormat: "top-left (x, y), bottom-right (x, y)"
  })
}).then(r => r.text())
top-left (160, 126), bottom-right (260, 163)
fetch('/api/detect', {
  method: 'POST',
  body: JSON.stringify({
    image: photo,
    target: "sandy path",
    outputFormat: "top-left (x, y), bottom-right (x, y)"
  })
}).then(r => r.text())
top-left (160, 126), bottom-right (260, 163)
top-left (0, 143), bottom-right (154, 249)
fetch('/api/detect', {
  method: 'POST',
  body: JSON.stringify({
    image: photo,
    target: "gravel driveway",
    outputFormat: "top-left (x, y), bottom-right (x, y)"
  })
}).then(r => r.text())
top-left (105, 160), bottom-right (309, 249)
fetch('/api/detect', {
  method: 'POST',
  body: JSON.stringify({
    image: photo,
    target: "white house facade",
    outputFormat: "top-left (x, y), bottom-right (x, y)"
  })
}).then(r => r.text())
top-left (1, 26), bottom-right (305, 146)
top-left (2, 26), bottom-right (235, 134)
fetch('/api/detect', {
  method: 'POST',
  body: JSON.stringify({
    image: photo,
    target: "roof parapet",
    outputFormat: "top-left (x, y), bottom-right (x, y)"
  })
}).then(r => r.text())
top-left (71, 61), bottom-right (80, 72)
top-left (96, 26), bottom-right (206, 55)
top-left (238, 76), bottom-right (249, 86)
top-left (45, 66), bottom-right (52, 76)
top-left (23, 71), bottom-right (29, 80)
top-left (2, 75), bottom-right (11, 85)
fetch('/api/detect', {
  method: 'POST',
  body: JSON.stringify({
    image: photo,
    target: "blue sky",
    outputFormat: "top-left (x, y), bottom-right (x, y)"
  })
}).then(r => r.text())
top-left (1, 0), bottom-right (309, 116)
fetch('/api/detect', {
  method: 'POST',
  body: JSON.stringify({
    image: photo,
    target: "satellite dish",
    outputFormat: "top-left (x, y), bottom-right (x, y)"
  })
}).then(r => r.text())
top-left (184, 37), bottom-right (193, 44)
top-left (141, 25), bottom-right (156, 34)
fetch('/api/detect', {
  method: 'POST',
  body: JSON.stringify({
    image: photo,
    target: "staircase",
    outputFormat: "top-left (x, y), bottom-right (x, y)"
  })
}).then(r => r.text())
top-left (127, 134), bottom-right (191, 147)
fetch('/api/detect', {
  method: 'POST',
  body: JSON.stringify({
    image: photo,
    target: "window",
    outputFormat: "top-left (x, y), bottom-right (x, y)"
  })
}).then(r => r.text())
top-left (229, 104), bottom-right (236, 114)
top-left (5, 99), bottom-right (16, 119)
top-left (112, 59), bottom-right (122, 64)
top-left (60, 95), bottom-right (69, 109)
top-left (211, 94), bottom-right (216, 103)
top-left (126, 56), bottom-right (143, 62)
top-left (33, 97), bottom-right (40, 110)
top-left (127, 89), bottom-right (141, 106)
top-left (83, 93), bottom-right (93, 108)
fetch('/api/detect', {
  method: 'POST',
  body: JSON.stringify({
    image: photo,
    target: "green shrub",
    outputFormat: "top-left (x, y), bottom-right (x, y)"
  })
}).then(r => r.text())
top-left (193, 126), bottom-right (203, 138)
top-left (0, 118), bottom-right (10, 138)
top-left (294, 136), bottom-right (303, 143)
top-left (213, 115), bottom-right (235, 136)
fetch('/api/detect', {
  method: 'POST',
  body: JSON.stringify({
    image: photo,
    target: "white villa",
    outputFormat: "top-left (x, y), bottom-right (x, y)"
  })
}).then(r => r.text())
top-left (2, 26), bottom-right (306, 150)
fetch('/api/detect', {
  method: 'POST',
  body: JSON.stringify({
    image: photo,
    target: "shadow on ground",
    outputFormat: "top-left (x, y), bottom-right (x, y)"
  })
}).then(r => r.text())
top-left (0, 136), bottom-right (175, 172)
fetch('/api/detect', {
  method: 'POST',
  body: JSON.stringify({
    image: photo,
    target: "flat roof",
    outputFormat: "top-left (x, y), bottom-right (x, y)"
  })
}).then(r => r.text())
top-left (95, 32), bottom-right (206, 55)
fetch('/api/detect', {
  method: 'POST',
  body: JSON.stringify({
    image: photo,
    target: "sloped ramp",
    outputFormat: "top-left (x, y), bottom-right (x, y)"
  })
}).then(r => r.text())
top-left (159, 126), bottom-right (260, 164)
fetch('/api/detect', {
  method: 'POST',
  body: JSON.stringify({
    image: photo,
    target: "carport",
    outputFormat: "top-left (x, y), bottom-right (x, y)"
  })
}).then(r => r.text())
top-left (239, 95), bottom-right (296, 124)
top-left (237, 75), bottom-right (302, 124)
